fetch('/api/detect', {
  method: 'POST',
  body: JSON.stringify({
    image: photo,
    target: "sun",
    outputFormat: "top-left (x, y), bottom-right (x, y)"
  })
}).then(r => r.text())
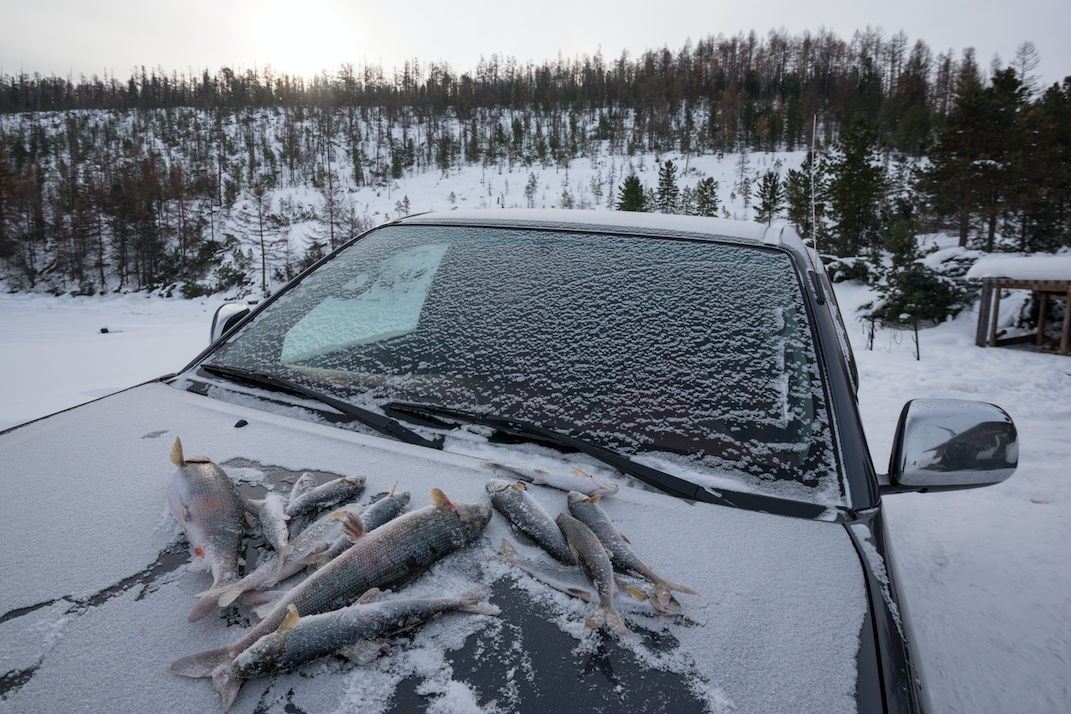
top-left (247, 0), bottom-right (365, 79)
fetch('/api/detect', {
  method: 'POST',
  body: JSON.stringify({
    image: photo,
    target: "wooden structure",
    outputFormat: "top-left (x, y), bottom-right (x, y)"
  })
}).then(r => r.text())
top-left (974, 279), bottom-right (1071, 355)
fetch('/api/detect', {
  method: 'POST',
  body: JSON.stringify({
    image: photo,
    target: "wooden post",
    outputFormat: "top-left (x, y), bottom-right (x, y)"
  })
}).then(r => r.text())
top-left (1037, 291), bottom-right (1049, 346)
top-left (976, 281), bottom-right (993, 348)
top-left (1062, 287), bottom-right (1071, 356)
top-left (988, 283), bottom-right (1003, 347)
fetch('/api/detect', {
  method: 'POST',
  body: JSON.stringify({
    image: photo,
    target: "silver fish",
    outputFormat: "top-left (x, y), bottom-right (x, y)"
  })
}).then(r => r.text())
top-left (567, 491), bottom-right (696, 607)
top-left (485, 479), bottom-right (576, 565)
top-left (555, 512), bottom-right (627, 635)
top-left (195, 503), bottom-right (366, 609)
top-left (172, 488), bottom-right (492, 709)
top-left (231, 586), bottom-right (497, 681)
top-left (298, 484), bottom-right (413, 570)
top-left (166, 438), bottom-right (246, 623)
top-left (497, 539), bottom-right (681, 616)
top-left (484, 460), bottom-right (619, 496)
top-left (252, 492), bottom-right (292, 571)
top-left (287, 473), bottom-right (317, 509)
top-left (285, 475), bottom-right (366, 520)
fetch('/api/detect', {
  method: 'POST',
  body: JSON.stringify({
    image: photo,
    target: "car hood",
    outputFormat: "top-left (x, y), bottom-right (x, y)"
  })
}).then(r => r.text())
top-left (0, 383), bottom-right (867, 713)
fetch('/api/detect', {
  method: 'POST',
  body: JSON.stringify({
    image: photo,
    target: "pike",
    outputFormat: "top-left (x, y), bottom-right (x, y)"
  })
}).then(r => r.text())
top-left (567, 491), bottom-right (696, 607)
top-left (497, 539), bottom-right (682, 616)
top-left (555, 512), bottom-right (627, 635)
top-left (172, 488), bottom-right (491, 709)
top-left (484, 461), bottom-right (619, 496)
top-left (167, 438), bottom-right (247, 623)
top-left (486, 479), bottom-right (576, 565)
top-left (229, 586), bottom-right (498, 690)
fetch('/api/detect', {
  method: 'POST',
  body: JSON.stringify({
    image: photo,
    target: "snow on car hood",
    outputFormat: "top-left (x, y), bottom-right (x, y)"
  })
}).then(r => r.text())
top-left (0, 383), bottom-right (867, 713)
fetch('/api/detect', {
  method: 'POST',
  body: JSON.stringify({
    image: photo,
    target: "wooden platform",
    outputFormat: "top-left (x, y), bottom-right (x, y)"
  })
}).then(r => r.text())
top-left (974, 279), bottom-right (1071, 355)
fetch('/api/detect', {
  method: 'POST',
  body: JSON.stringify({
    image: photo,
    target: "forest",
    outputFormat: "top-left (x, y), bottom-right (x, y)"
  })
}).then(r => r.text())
top-left (0, 28), bottom-right (1068, 324)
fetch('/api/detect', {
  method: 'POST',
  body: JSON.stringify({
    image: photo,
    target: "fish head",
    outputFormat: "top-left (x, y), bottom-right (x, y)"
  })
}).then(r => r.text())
top-left (484, 478), bottom-right (513, 496)
top-left (231, 633), bottom-right (285, 679)
top-left (567, 490), bottom-right (594, 509)
top-left (453, 501), bottom-right (493, 540)
top-left (393, 491), bottom-right (412, 506)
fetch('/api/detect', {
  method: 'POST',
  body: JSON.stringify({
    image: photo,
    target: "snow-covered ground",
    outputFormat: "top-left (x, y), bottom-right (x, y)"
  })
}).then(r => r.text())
top-left (1, 264), bottom-right (1069, 712)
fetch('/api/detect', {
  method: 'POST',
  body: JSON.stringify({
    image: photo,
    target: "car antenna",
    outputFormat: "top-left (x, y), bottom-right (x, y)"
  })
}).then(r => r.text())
top-left (810, 114), bottom-right (819, 270)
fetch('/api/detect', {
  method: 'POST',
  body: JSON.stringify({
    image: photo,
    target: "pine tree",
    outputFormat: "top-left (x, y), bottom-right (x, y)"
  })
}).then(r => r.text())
top-left (754, 170), bottom-right (784, 225)
top-left (656, 159), bottom-right (680, 213)
top-left (233, 182), bottom-right (284, 294)
top-left (825, 115), bottom-right (887, 256)
top-left (616, 175), bottom-right (648, 212)
top-left (692, 177), bottom-right (720, 217)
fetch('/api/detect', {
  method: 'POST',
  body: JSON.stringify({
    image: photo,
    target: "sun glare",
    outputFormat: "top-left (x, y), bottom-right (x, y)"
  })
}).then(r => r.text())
top-left (248, 0), bottom-right (364, 79)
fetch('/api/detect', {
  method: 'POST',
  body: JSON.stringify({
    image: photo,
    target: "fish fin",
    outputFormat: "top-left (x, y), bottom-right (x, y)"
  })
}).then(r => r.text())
top-left (244, 511), bottom-right (258, 528)
top-left (605, 605), bottom-right (628, 634)
top-left (171, 646), bottom-right (233, 678)
top-left (507, 522), bottom-right (538, 547)
top-left (338, 639), bottom-right (390, 664)
top-left (234, 589), bottom-right (287, 608)
top-left (654, 579), bottom-right (697, 607)
top-left (459, 586), bottom-right (500, 616)
top-left (567, 588), bottom-right (594, 601)
top-left (188, 592), bottom-right (221, 622)
top-left (389, 480), bottom-right (398, 497)
top-left (213, 665), bottom-right (242, 711)
top-left (624, 585), bottom-right (647, 602)
top-left (499, 539), bottom-right (518, 560)
top-left (355, 587), bottom-right (381, 605)
top-left (277, 603), bottom-right (300, 631)
top-left (511, 482), bottom-right (527, 491)
top-left (604, 547), bottom-right (614, 560)
top-left (170, 437), bottom-right (184, 467)
top-left (589, 494), bottom-right (602, 504)
top-left (341, 512), bottom-right (366, 543)
top-left (584, 605), bottom-right (606, 630)
top-left (620, 533), bottom-right (631, 544)
top-left (430, 488), bottom-right (450, 507)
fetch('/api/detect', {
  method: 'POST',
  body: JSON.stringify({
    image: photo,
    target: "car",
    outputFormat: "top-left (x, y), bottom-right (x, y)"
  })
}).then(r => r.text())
top-left (0, 209), bottom-right (1018, 713)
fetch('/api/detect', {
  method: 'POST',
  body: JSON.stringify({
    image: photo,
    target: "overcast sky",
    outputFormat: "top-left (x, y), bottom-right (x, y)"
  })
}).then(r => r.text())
top-left (3, 0), bottom-right (1069, 90)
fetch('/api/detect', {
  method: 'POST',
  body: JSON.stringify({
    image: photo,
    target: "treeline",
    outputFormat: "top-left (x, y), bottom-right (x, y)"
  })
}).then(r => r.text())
top-left (0, 28), bottom-right (1068, 308)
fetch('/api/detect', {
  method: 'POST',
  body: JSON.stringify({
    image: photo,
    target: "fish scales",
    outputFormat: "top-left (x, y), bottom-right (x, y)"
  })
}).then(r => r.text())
top-left (555, 512), bottom-right (627, 634)
top-left (172, 490), bottom-right (491, 708)
top-left (485, 479), bottom-right (576, 565)
top-left (567, 491), bottom-right (696, 607)
top-left (232, 587), bottom-right (496, 679)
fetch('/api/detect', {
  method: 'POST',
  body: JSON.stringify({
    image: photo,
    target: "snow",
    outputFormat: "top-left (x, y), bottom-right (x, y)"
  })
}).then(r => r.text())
top-left (965, 254), bottom-right (1071, 282)
top-left (1, 219), bottom-right (1069, 711)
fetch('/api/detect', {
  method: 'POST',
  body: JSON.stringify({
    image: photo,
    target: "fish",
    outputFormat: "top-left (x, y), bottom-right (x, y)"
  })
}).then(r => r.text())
top-left (485, 479), bottom-right (576, 565)
top-left (285, 475), bottom-right (366, 520)
top-left (195, 503), bottom-right (366, 610)
top-left (166, 437), bottom-right (247, 623)
top-left (230, 586), bottom-right (498, 684)
top-left (567, 491), bottom-right (696, 607)
top-left (484, 461), bottom-right (619, 496)
top-left (172, 488), bottom-right (492, 709)
top-left (250, 492), bottom-right (292, 572)
top-left (555, 512), bottom-right (627, 635)
top-left (297, 484), bottom-right (412, 571)
top-left (497, 539), bottom-right (681, 616)
top-left (287, 473), bottom-right (318, 509)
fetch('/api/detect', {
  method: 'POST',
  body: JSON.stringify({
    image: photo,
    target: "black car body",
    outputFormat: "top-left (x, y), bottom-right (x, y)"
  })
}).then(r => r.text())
top-left (0, 210), bottom-right (1017, 713)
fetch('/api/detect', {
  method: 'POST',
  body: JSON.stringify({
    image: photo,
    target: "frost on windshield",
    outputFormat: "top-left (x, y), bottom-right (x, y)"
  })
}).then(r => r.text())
top-left (211, 226), bottom-right (843, 506)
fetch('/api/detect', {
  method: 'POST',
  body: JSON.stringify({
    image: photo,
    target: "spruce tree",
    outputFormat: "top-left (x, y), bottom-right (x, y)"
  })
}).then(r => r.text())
top-left (826, 115), bottom-right (887, 256)
top-left (693, 177), bottom-right (720, 217)
top-left (755, 170), bottom-right (784, 225)
top-left (656, 159), bottom-right (680, 213)
top-left (616, 175), bottom-right (648, 212)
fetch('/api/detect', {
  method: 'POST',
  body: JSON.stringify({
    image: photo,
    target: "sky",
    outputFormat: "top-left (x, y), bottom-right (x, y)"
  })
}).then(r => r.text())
top-left (1, 0), bottom-right (1069, 89)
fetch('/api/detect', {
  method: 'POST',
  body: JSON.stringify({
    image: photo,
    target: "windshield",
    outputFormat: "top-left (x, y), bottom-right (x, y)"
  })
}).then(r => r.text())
top-left (207, 224), bottom-right (843, 507)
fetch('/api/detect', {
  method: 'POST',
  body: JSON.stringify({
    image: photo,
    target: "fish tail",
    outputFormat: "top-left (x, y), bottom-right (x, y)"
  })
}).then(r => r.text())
top-left (213, 664), bottom-right (243, 711)
top-left (585, 602), bottom-right (627, 634)
top-left (655, 579), bottom-right (697, 606)
top-left (188, 592), bottom-right (222, 622)
top-left (458, 585), bottom-right (500, 616)
top-left (171, 645), bottom-right (234, 678)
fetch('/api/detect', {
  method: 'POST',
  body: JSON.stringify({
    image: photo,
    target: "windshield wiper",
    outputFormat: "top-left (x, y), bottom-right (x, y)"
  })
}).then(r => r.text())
top-left (200, 364), bottom-right (444, 450)
top-left (386, 401), bottom-right (831, 519)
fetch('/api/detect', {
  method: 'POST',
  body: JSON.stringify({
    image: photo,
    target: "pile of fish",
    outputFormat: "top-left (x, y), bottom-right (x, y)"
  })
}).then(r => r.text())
top-left (485, 477), bottom-right (696, 635)
top-left (166, 438), bottom-right (495, 710)
top-left (166, 439), bottom-right (694, 710)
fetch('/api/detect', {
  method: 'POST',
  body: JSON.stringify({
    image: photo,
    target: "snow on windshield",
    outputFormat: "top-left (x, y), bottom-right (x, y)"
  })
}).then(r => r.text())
top-left (212, 225), bottom-right (843, 507)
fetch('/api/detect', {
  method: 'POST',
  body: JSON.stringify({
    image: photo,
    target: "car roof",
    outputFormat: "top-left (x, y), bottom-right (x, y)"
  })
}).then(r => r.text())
top-left (397, 209), bottom-right (816, 266)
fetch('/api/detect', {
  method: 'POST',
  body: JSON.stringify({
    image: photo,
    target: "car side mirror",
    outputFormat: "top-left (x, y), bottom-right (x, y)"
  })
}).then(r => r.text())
top-left (210, 303), bottom-right (250, 344)
top-left (884, 398), bottom-right (1017, 494)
